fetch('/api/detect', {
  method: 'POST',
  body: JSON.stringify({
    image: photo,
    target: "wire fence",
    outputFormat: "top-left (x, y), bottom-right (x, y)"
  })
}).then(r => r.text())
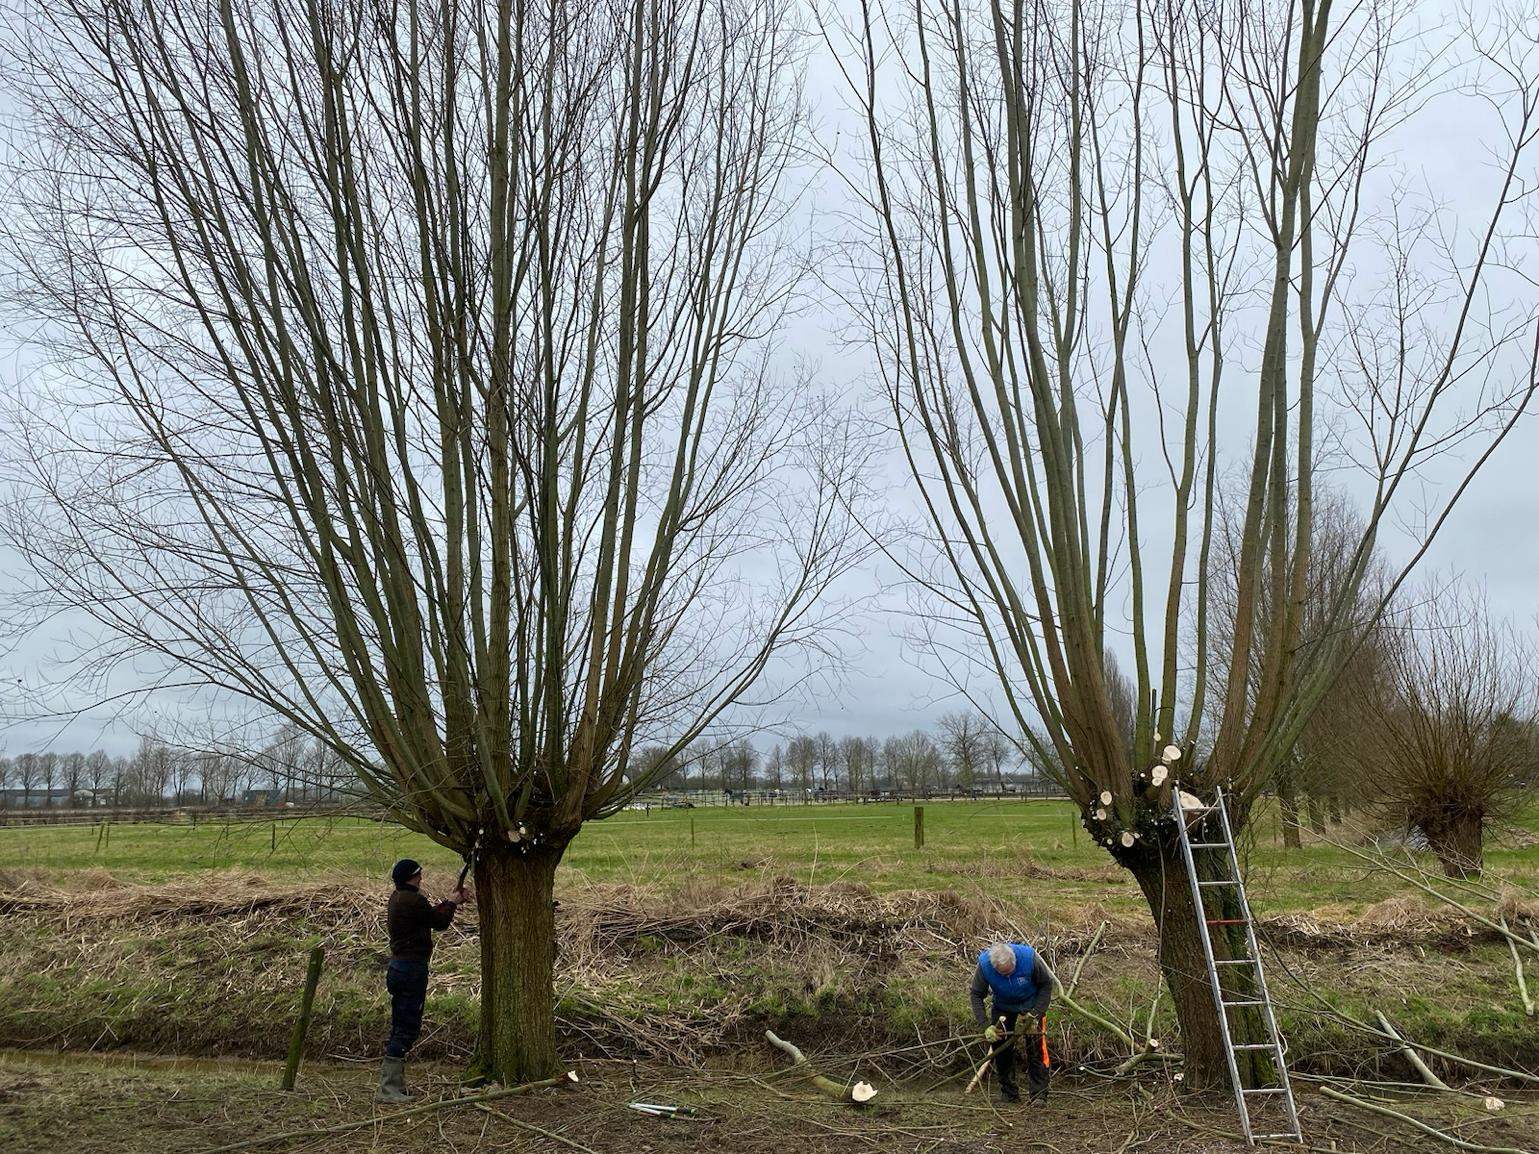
top-left (0, 801), bottom-right (376, 828)
top-left (0, 778), bottom-right (1072, 827)
top-left (627, 780), bottom-right (1069, 808)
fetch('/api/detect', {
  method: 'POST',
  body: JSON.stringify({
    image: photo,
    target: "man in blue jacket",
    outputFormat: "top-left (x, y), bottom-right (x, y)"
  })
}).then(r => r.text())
top-left (970, 941), bottom-right (1052, 1103)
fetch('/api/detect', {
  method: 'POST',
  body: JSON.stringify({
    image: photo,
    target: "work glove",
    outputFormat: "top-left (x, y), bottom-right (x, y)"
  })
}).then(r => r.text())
top-left (1018, 1013), bottom-right (1039, 1034)
top-left (983, 1024), bottom-right (1002, 1043)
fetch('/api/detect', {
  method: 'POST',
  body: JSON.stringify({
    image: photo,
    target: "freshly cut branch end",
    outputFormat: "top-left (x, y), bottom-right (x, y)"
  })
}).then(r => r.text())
top-left (764, 1030), bottom-right (877, 1105)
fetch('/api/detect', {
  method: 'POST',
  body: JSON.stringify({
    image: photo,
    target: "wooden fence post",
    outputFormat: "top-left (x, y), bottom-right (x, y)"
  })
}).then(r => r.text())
top-left (281, 945), bottom-right (326, 1090)
top-left (914, 806), bottom-right (925, 849)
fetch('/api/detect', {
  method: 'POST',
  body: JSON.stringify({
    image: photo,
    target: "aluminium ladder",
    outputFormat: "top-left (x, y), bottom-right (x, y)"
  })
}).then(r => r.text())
top-left (1171, 785), bottom-right (1302, 1146)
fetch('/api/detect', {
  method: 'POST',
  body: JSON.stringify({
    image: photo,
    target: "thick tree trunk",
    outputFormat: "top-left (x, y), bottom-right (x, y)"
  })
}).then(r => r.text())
top-left (1122, 828), bottom-right (1274, 1091)
top-left (1278, 790), bottom-right (1302, 850)
top-left (471, 840), bottom-right (567, 1084)
top-left (1424, 810), bottom-right (1484, 880)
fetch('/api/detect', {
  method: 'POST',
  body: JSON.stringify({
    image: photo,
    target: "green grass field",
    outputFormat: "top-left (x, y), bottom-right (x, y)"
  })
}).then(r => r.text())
top-left (6, 799), bottom-right (1538, 925)
top-left (4, 798), bottom-right (1539, 1096)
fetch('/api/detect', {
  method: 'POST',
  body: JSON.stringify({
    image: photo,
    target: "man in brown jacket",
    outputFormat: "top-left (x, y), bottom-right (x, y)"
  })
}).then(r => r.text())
top-left (377, 858), bottom-right (470, 1103)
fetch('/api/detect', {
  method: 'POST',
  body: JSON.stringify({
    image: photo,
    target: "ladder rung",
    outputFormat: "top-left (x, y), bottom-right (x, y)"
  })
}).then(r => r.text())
top-left (1242, 1087), bottom-right (1286, 1094)
top-left (1255, 1134), bottom-right (1303, 1141)
top-left (1233, 1043), bottom-right (1280, 1051)
top-left (1198, 879), bottom-right (1238, 887)
top-left (1206, 918), bottom-right (1249, 925)
top-left (1188, 841), bottom-right (1230, 849)
top-left (1214, 958), bottom-right (1256, 965)
top-left (1223, 1000), bottom-right (1265, 1008)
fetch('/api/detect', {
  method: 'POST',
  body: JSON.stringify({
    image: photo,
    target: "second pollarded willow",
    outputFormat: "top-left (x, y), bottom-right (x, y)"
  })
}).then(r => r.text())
top-left (828, 0), bottom-right (1539, 1085)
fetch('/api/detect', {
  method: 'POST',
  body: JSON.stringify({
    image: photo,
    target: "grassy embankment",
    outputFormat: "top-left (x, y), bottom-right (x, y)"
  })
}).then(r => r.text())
top-left (2, 799), bottom-right (1536, 1081)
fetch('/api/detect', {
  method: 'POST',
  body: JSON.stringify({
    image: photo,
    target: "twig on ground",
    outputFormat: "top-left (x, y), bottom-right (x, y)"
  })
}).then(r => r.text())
top-left (1110, 985), bottom-right (1167, 1077)
top-left (1041, 962), bottom-right (1138, 1049)
top-left (963, 1020), bottom-right (1027, 1095)
top-left (472, 1103), bottom-right (600, 1153)
top-left (1166, 1107), bottom-right (1345, 1154)
top-left (1293, 1072), bottom-right (1489, 1101)
top-left (1265, 944), bottom-right (1539, 1086)
top-left (1503, 918), bottom-right (1536, 1016)
top-left (1357, 1021), bottom-right (1537, 1085)
top-left (1111, 1045), bottom-right (1169, 1078)
top-left (1143, 986), bottom-right (1162, 1046)
top-left (1375, 1011), bottom-right (1451, 1091)
top-left (194, 1072), bottom-right (577, 1153)
top-left (1320, 1087), bottom-right (1532, 1154)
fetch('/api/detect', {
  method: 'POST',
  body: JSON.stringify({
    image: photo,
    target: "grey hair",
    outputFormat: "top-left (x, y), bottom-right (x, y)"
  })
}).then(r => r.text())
top-left (987, 943), bottom-right (1016, 974)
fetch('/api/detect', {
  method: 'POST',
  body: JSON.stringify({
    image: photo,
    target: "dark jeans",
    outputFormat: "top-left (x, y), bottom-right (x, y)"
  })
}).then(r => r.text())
top-left (993, 1006), bottom-right (1051, 1101)
top-left (385, 958), bottom-right (429, 1058)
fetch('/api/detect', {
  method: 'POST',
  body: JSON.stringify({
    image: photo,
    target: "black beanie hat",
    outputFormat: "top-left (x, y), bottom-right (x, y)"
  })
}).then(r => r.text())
top-left (391, 859), bottom-right (422, 887)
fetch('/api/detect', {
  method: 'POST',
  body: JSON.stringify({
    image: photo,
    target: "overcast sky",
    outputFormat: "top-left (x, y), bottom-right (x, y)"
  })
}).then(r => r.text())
top-left (0, 2), bottom-right (1536, 759)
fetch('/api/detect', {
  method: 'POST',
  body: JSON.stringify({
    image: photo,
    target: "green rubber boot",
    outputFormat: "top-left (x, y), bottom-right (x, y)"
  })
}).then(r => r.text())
top-left (375, 1056), bottom-right (412, 1105)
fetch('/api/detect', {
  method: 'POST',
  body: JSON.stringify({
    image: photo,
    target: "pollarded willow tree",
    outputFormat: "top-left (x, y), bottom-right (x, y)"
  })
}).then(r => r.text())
top-left (1347, 581), bottom-right (1539, 880)
top-left (831, 0), bottom-right (1539, 1085)
top-left (0, 0), bottom-right (867, 1082)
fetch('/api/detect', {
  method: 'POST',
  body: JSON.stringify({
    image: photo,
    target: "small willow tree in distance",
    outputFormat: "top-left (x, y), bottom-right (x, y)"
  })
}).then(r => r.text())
top-left (828, 0), bottom-right (1539, 1087)
top-left (1347, 582), bottom-right (1539, 880)
top-left (0, 0), bottom-right (868, 1083)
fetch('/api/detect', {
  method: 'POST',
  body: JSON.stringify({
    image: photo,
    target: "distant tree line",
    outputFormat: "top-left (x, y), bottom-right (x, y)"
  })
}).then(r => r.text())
top-left (0, 711), bottom-right (1044, 810)
top-left (628, 711), bottom-right (1031, 796)
top-left (0, 726), bottom-right (353, 809)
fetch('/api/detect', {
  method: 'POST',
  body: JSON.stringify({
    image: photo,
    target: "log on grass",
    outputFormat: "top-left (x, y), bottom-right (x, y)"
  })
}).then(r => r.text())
top-left (764, 1030), bottom-right (876, 1103)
